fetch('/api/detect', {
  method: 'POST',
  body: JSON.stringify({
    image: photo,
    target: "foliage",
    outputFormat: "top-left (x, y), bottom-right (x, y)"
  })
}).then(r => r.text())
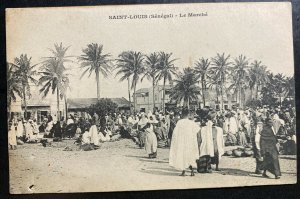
top-left (87, 98), bottom-right (118, 117)
top-left (170, 67), bottom-right (200, 108)
top-left (78, 43), bottom-right (112, 100)
top-left (194, 58), bottom-right (210, 106)
top-left (245, 99), bottom-right (262, 109)
top-left (7, 63), bottom-right (23, 107)
top-left (115, 51), bottom-right (145, 113)
top-left (155, 52), bottom-right (177, 112)
top-left (39, 43), bottom-right (71, 119)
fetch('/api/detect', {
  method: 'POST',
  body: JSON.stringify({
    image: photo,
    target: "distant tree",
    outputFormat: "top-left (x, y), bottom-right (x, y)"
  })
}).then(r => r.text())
top-left (170, 67), bottom-right (200, 109)
top-left (11, 54), bottom-right (38, 119)
top-left (156, 52), bottom-right (177, 113)
top-left (7, 63), bottom-right (23, 113)
top-left (141, 52), bottom-right (160, 112)
top-left (115, 51), bottom-right (144, 113)
top-left (249, 60), bottom-right (269, 99)
top-left (88, 98), bottom-right (118, 117)
top-left (210, 53), bottom-right (231, 110)
top-left (229, 55), bottom-right (249, 107)
top-left (39, 43), bottom-right (70, 120)
top-left (194, 58), bottom-right (210, 107)
top-left (79, 43), bottom-right (112, 101)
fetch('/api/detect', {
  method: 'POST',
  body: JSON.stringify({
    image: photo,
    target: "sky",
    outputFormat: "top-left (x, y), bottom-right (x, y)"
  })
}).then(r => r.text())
top-left (6, 2), bottom-right (294, 100)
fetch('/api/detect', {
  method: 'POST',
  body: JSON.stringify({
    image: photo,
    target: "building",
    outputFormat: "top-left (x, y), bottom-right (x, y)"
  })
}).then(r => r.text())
top-left (135, 85), bottom-right (175, 113)
top-left (134, 85), bottom-right (242, 113)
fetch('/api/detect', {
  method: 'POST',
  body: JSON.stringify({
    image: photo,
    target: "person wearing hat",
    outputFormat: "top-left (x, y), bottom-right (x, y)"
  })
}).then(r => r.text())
top-left (169, 108), bottom-right (200, 176)
top-left (144, 119), bottom-right (158, 158)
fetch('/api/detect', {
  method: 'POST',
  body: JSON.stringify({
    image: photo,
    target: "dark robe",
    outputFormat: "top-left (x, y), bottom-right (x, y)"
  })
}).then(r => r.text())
top-left (260, 125), bottom-right (281, 176)
top-left (52, 122), bottom-right (62, 138)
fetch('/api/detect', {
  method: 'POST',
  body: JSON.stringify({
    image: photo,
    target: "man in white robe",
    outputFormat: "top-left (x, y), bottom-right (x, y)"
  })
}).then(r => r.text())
top-left (197, 116), bottom-right (224, 173)
top-left (169, 108), bottom-right (200, 176)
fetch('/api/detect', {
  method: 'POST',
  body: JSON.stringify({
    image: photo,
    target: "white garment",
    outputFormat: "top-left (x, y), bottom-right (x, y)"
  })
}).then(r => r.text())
top-left (16, 121), bottom-right (24, 137)
top-left (25, 123), bottom-right (33, 139)
top-left (8, 128), bottom-right (17, 146)
top-left (169, 119), bottom-right (200, 170)
top-left (199, 121), bottom-right (214, 158)
top-left (89, 125), bottom-right (99, 146)
top-left (82, 131), bottom-right (91, 144)
top-left (145, 126), bottom-right (158, 154)
top-left (67, 118), bottom-right (74, 125)
top-left (223, 117), bottom-right (238, 135)
top-left (214, 126), bottom-right (225, 160)
top-left (127, 116), bottom-right (134, 124)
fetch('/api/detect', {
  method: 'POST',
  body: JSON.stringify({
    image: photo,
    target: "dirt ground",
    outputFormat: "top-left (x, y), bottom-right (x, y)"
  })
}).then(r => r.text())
top-left (9, 139), bottom-right (297, 194)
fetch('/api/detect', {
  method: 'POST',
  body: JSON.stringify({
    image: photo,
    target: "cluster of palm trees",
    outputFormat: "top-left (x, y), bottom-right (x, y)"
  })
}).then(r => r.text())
top-left (169, 53), bottom-right (294, 110)
top-left (7, 43), bottom-right (295, 120)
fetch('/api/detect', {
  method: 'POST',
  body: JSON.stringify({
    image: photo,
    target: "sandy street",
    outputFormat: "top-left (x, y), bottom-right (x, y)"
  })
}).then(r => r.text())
top-left (9, 139), bottom-right (297, 194)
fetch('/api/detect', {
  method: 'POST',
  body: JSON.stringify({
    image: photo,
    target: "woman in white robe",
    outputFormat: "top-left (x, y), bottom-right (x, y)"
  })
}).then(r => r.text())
top-left (169, 109), bottom-right (200, 176)
top-left (89, 123), bottom-right (99, 146)
top-left (145, 121), bottom-right (158, 158)
top-left (8, 123), bottom-right (17, 149)
top-left (16, 119), bottom-right (24, 139)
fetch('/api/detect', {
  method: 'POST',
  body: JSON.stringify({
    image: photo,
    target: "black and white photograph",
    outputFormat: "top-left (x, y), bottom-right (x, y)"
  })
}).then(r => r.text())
top-left (6, 2), bottom-right (297, 194)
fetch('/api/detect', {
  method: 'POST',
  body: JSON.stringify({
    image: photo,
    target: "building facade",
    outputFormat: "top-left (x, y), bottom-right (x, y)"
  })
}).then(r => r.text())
top-left (134, 85), bottom-right (243, 113)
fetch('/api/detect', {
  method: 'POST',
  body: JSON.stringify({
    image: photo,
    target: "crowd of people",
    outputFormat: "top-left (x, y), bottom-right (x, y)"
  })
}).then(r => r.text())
top-left (8, 103), bottom-right (296, 179)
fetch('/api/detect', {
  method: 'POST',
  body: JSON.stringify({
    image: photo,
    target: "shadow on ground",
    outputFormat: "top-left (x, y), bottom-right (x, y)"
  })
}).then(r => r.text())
top-left (139, 167), bottom-right (181, 176)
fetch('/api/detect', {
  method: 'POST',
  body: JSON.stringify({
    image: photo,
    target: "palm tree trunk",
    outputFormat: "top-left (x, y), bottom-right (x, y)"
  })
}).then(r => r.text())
top-left (256, 84), bottom-right (259, 99)
top-left (64, 95), bottom-right (67, 121)
top-left (152, 79), bottom-right (156, 113)
top-left (133, 83), bottom-right (137, 114)
top-left (202, 79), bottom-right (206, 107)
top-left (162, 77), bottom-right (166, 114)
top-left (220, 82), bottom-right (224, 110)
top-left (22, 84), bottom-right (27, 119)
top-left (57, 89), bottom-right (60, 121)
top-left (96, 70), bottom-right (100, 101)
top-left (128, 77), bottom-right (131, 113)
top-left (187, 97), bottom-right (190, 110)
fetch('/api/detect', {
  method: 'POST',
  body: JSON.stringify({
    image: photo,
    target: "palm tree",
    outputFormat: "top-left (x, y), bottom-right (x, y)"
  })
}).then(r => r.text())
top-left (273, 73), bottom-right (288, 106)
top-left (170, 67), bottom-right (200, 109)
top-left (78, 43), bottom-right (112, 101)
top-left (156, 52), bottom-right (177, 113)
top-left (39, 43), bottom-right (70, 120)
top-left (60, 76), bottom-right (70, 120)
top-left (210, 53), bottom-right (231, 110)
top-left (11, 54), bottom-right (38, 119)
top-left (115, 51), bottom-right (144, 113)
top-left (285, 75), bottom-right (295, 99)
top-left (229, 55), bottom-right (249, 107)
top-left (194, 58), bottom-right (210, 107)
top-left (249, 60), bottom-right (269, 99)
top-left (7, 63), bottom-right (23, 114)
top-left (141, 52), bottom-right (160, 112)
top-left (207, 74), bottom-right (221, 108)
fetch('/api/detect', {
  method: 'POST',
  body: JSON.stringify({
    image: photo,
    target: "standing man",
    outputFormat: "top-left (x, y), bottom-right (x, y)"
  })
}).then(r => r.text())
top-left (256, 117), bottom-right (281, 179)
top-left (197, 112), bottom-right (224, 173)
top-left (169, 108), bottom-right (200, 176)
